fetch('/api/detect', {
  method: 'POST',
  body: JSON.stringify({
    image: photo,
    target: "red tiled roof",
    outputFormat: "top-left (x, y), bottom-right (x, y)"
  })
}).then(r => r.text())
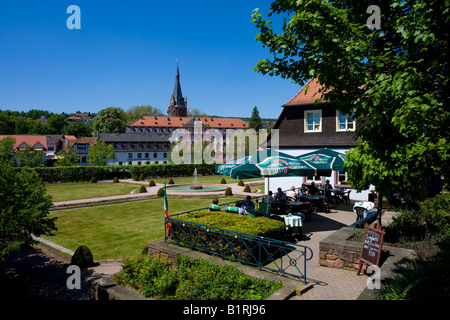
top-left (129, 116), bottom-right (248, 129)
top-left (0, 135), bottom-right (47, 151)
top-left (284, 78), bottom-right (328, 106)
top-left (76, 136), bottom-right (97, 145)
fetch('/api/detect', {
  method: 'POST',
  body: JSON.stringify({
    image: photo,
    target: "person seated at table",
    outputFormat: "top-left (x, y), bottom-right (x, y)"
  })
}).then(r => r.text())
top-left (264, 191), bottom-right (274, 204)
top-left (274, 187), bottom-right (287, 202)
top-left (307, 181), bottom-right (320, 195)
top-left (298, 183), bottom-right (309, 197)
top-left (235, 201), bottom-right (246, 215)
top-left (241, 195), bottom-right (255, 213)
top-left (286, 186), bottom-right (297, 201)
top-left (209, 197), bottom-right (221, 211)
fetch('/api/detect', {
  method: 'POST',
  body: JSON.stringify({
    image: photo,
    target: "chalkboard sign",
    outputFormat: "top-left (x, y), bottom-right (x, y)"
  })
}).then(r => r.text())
top-left (357, 223), bottom-right (385, 275)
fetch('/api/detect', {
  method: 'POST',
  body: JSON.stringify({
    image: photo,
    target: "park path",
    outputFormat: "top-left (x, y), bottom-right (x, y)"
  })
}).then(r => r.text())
top-left (52, 179), bottom-right (264, 208)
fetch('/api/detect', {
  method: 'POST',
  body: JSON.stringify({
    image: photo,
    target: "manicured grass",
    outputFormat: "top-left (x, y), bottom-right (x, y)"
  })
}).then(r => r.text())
top-left (44, 197), bottom-right (241, 261)
top-left (46, 182), bottom-right (140, 202)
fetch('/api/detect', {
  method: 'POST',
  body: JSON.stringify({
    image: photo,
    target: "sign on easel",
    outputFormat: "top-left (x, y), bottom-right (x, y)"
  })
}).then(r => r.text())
top-left (357, 223), bottom-right (385, 275)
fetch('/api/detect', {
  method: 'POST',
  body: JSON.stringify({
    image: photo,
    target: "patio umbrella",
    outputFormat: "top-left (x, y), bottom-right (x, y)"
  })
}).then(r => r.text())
top-left (215, 149), bottom-right (331, 180)
top-left (297, 149), bottom-right (348, 173)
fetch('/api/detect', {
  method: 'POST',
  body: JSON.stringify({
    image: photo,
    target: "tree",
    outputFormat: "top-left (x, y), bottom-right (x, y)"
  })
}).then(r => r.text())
top-left (249, 106), bottom-right (262, 131)
top-left (88, 141), bottom-right (115, 166)
top-left (47, 114), bottom-right (69, 134)
top-left (93, 107), bottom-right (127, 134)
top-left (15, 146), bottom-right (45, 167)
top-left (125, 105), bottom-right (164, 124)
top-left (0, 140), bottom-right (56, 261)
top-left (252, 0), bottom-right (449, 200)
top-left (56, 147), bottom-right (80, 166)
top-left (63, 121), bottom-right (93, 138)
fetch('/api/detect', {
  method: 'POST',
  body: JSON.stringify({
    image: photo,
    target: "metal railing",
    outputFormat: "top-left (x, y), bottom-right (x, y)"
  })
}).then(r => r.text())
top-left (165, 216), bottom-right (313, 284)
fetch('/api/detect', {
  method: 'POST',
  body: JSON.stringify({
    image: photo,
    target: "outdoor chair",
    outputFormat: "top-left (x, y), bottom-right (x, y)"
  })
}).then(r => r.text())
top-left (225, 206), bottom-right (239, 214)
top-left (208, 204), bottom-right (221, 212)
top-left (297, 196), bottom-right (313, 221)
top-left (340, 190), bottom-right (351, 204)
top-left (355, 207), bottom-right (365, 221)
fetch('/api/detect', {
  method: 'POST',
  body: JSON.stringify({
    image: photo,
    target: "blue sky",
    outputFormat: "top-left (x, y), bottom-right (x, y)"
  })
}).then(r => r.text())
top-left (0, 0), bottom-right (302, 119)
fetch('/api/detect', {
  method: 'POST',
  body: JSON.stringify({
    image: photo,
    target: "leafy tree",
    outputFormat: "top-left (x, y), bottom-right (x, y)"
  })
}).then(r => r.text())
top-left (249, 106), bottom-right (262, 131)
top-left (47, 114), bottom-right (69, 134)
top-left (56, 147), bottom-right (80, 166)
top-left (252, 0), bottom-right (450, 201)
top-left (0, 140), bottom-right (56, 261)
top-left (93, 106), bottom-right (127, 134)
top-left (15, 146), bottom-right (45, 167)
top-left (0, 114), bottom-right (16, 134)
top-left (125, 105), bottom-right (164, 124)
top-left (88, 141), bottom-right (115, 166)
top-left (63, 121), bottom-right (93, 138)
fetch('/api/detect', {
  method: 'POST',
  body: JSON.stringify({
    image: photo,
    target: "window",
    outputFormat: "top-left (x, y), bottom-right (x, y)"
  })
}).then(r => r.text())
top-left (304, 110), bottom-right (322, 132)
top-left (145, 153), bottom-right (149, 158)
top-left (306, 175), bottom-right (322, 183)
top-left (137, 153), bottom-right (142, 159)
top-left (336, 111), bottom-right (355, 131)
top-left (153, 153), bottom-right (157, 158)
top-left (337, 171), bottom-right (349, 185)
top-left (128, 153), bottom-right (132, 159)
top-left (163, 153), bottom-right (167, 158)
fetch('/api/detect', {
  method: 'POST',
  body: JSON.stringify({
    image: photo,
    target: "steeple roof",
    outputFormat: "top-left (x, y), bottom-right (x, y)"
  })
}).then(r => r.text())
top-left (171, 63), bottom-right (185, 108)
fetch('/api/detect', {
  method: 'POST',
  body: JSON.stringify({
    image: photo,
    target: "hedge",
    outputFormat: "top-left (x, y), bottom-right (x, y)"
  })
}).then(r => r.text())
top-left (18, 163), bottom-right (216, 183)
top-left (170, 211), bottom-right (289, 264)
top-left (176, 211), bottom-right (286, 239)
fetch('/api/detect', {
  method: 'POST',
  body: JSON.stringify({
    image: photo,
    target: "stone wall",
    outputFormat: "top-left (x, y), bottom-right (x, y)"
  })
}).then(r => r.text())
top-left (319, 227), bottom-right (363, 271)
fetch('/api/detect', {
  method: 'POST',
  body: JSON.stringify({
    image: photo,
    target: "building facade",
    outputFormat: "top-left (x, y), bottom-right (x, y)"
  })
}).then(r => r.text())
top-left (265, 78), bottom-right (371, 200)
top-left (98, 133), bottom-right (170, 165)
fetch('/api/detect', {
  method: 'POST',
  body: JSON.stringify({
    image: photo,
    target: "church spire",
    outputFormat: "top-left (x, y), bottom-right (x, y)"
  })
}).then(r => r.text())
top-left (172, 62), bottom-right (184, 107)
top-left (168, 61), bottom-right (187, 117)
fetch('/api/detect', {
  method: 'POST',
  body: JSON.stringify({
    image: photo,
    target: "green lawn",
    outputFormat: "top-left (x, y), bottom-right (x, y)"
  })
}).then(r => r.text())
top-left (46, 182), bottom-right (140, 202)
top-left (44, 196), bottom-right (241, 260)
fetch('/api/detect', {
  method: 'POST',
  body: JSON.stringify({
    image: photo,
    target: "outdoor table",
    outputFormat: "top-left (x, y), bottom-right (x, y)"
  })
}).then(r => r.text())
top-left (280, 214), bottom-right (303, 237)
top-left (330, 188), bottom-right (345, 204)
top-left (353, 201), bottom-right (375, 218)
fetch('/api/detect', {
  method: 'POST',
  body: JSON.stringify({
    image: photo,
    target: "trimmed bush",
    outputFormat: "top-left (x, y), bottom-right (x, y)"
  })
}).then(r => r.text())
top-left (138, 185), bottom-right (147, 193)
top-left (177, 211), bottom-right (285, 238)
top-left (225, 187), bottom-right (232, 195)
top-left (133, 175), bottom-right (139, 181)
top-left (220, 178), bottom-right (227, 184)
top-left (168, 178), bottom-right (175, 184)
top-left (71, 245), bottom-right (94, 268)
top-left (149, 180), bottom-right (156, 187)
top-left (238, 180), bottom-right (244, 186)
top-left (139, 173), bottom-right (145, 181)
top-left (90, 177), bottom-right (97, 183)
top-left (243, 184), bottom-right (251, 192)
top-left (157, 188), bottom-right (164, 196)
top-left (113, 177), bottom-right (119, 183)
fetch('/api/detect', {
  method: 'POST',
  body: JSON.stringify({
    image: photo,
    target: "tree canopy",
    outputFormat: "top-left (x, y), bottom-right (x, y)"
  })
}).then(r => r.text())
top-left (252, 0), bottom-right (449, 198)
top-left (0, 139), bottom-right (56, 260)
top-left (93, 107), bottom-right (127, 134)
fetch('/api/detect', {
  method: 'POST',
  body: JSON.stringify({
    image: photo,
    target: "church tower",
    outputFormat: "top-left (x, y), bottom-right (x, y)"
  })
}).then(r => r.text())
top-left (167, 63), bottom-right (187, 117)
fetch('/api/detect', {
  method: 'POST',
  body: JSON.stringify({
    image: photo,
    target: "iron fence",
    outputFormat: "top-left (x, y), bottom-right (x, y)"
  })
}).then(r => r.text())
top-left (165, 216), bottom-right (313, 284)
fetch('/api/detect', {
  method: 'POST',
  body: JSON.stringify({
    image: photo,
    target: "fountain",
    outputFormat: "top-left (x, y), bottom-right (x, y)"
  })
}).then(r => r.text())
top-left (190, 168), bottom-right (203, 190)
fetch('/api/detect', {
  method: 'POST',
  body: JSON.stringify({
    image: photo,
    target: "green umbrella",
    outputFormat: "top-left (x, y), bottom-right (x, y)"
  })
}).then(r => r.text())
top-left (298, 149), bottom-right (348, 173)
top-left (215, 149), bottom-right (331, 180)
